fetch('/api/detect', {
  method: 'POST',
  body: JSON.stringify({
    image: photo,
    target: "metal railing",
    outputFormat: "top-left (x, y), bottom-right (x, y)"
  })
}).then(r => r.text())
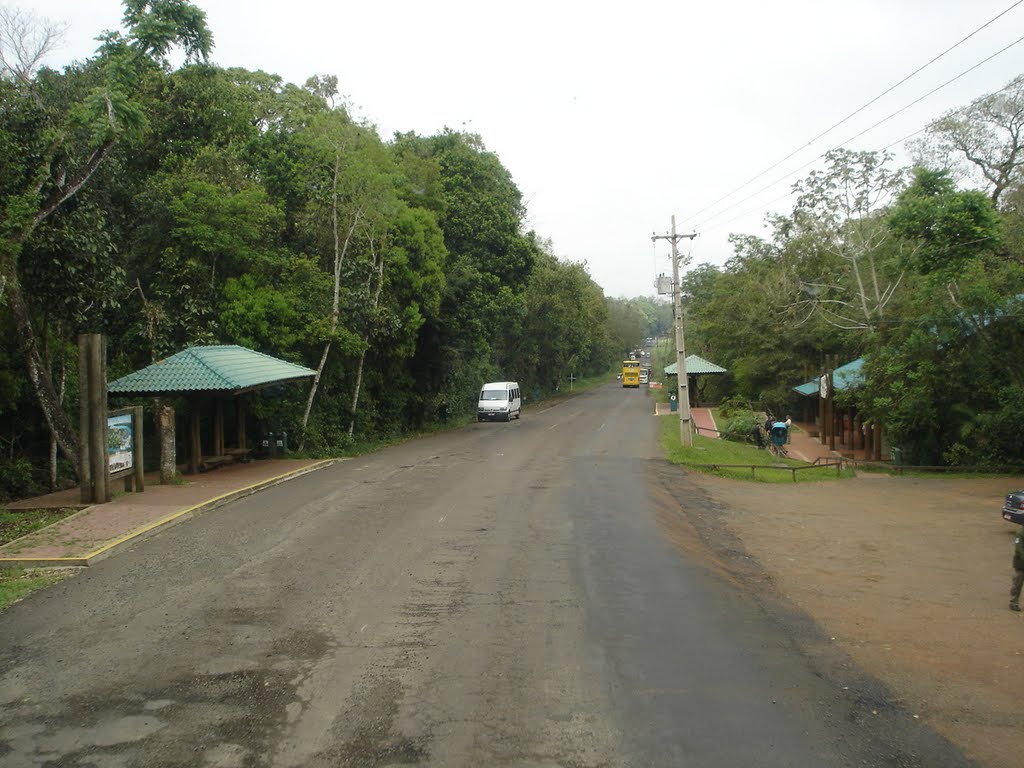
top-left (687, 461), bottom-right (844, 482)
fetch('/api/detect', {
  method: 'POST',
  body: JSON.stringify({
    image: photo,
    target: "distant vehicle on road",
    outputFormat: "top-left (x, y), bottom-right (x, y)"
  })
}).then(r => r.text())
top-left (477, 381), bottom-right (521, 422)
top-left (622, 360), bottom-right (641, 388)
top-left (639, 371), bottom-right (649, 385)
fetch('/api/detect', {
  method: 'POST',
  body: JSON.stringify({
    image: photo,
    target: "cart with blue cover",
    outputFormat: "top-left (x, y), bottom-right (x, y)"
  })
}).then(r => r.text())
top-left (769, 422), bottom-right (789, 458)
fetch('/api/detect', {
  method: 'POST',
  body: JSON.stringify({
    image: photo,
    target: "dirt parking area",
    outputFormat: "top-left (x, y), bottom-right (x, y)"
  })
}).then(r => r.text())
top-left (667, 469), bottom-right (1023, 768)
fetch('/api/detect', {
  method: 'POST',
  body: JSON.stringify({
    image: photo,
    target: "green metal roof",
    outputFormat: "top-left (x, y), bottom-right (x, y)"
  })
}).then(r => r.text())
top-left (108, 345), bottom-right (316, 397)
top-left (663, 355), bottom-right (727, 376)
top-left (792, 357), bottom-right (865, 396)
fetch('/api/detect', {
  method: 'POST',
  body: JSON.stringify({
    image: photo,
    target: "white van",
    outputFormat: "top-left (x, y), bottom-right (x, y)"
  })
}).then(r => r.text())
top-left (477, 381), bottom-right (521, 422)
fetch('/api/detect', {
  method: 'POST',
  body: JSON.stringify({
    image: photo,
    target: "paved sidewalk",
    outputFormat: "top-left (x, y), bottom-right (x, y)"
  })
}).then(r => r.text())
top-left (691, 408), bottom-right (719, 438)
top-left (784, 423), bottom-right (839, 463)
top-left (653, 404), bottom-right (720, 437)
top-left (0, 458), bottom-right (336, 568)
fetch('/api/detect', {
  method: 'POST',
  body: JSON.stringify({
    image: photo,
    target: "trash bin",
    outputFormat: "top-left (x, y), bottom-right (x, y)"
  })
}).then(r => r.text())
top-left (890, 447), bottom-right (903, 465)
top-left (670, 394), bottom-right (678, 413)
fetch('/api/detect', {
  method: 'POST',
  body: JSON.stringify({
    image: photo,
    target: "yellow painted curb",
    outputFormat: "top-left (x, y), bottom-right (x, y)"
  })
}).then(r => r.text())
top-left (0, 459), bottom-right (337, 569)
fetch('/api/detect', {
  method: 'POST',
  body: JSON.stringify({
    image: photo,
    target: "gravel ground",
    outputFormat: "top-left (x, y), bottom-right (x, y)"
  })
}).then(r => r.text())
top-left (655, 467), bottom-right (1024, 768)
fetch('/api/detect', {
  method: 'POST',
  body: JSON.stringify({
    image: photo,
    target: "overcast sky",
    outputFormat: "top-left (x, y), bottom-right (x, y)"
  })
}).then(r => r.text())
top-left (31, 0), bottom-right (1024, 299)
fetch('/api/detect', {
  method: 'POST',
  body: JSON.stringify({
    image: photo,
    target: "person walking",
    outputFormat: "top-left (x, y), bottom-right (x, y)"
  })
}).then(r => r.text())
top-left (1011, 525), bottom-right (1024, 612)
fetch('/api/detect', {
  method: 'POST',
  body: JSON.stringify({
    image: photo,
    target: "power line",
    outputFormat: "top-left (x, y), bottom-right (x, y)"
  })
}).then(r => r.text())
top-left (684, 0), bottom-right (1024, 225)
top-left (834, 34), bottom-right (1024, 151)
top-left (703, 76), bottom-right (1024, 236)
top-left (692, 35), bottom-right (1024, 233)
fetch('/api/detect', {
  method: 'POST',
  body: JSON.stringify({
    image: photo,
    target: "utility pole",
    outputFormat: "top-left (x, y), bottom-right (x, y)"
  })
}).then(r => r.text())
top-left (652, 215), bottom-right (697, 447)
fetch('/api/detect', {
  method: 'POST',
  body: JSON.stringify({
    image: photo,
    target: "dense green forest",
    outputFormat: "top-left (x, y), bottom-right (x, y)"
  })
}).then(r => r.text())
top-left (682, 74), bottom-right (1024, 467)
top-left (1, 1), bottom-right (1022, 500)
top-left (0, 2), bottom-right (667, 499)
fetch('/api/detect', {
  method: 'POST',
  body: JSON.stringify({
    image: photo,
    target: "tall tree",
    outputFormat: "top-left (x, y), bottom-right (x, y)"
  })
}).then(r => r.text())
top-left (0, 0), bottom-right (211, 468)
top-left (789, 149), bottom-right (907, 332)
top-left (910, 74), bottom-right (1024, 208)
top-left (860, 166), bottom-right (1019, 464)
top-left (291, 107), bottom-right (402, 447)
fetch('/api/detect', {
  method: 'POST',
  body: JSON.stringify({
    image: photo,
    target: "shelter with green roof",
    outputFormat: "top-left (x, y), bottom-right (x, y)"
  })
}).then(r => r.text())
top-left (108, 345), bottom-right (316, 475)
top-left (663, 354), bottom-right (727, 407)
top-left (790, 357), bottom-right (885, 461)
top-left (791, 358), bottom-right (864, 397)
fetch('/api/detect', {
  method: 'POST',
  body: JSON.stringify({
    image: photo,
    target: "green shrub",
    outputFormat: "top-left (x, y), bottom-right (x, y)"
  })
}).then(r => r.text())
top-left (718, 396), bottom-right (754, 420)
top-left (721, 411), bottom-right (761, 444)
top-left (0, 459), bottom-right (39, 503)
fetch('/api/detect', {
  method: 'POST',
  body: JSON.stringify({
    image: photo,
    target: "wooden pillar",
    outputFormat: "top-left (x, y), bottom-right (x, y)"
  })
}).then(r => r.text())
top-left (237, 398), bottom-right (247, 449)
top-left (91, 336), bottom-right (108, 502)
top-left (873, 417), bottom-right (883, 461)
top-left (190, 403), bottom-right (201, 474)
top-left (853, 412), bottom-right (862, 452)
top-left (817, 367), bottom-right (826, 442)
top-left (132, 405), bottom-right (144, 491)
top-left (823, 366), bottom-right (831, 450)
top-left (214, 399), bottom-right (225, 456)
top-left (79, 334), bottom-right (109, 504)
top-left (78, 338), bottom-right (92, 502)
top-left (157, 399), bottom-right (176, 484)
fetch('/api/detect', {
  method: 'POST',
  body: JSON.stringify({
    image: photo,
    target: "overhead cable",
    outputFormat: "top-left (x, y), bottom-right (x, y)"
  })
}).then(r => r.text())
top-left (692, 34), bottom-right (1024, 233)
top-left (685, 0), bottom-right (1024, 225)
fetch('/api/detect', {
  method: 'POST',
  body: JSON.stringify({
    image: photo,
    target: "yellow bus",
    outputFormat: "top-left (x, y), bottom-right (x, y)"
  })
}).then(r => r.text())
top-left (622, 360), bottom-right (641, 388)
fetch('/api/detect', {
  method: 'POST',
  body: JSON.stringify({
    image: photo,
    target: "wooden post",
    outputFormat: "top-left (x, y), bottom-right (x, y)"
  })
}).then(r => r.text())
top-left (190, 404), bottom-right (201, 474)
top-left (132, 405), bottom-right (144, 491)
top-left (157, 399), bottom-right (176, 484)
top-left (78, 336), bottom-right (92, 503)
top-left (79, 334), bottom-right (109, 504)
top-left (236, 398), bottom-right (247, 449)
top-left (93, 335), bottom-right (109, 502)
top-left (817, 366), bottom-right (826, 442)
top-left (214, 399), bottom-right (225, 457)
top-left (873, 416), bottom-right (883, 461)
top-left (827, 367), bottom-right (836, 452)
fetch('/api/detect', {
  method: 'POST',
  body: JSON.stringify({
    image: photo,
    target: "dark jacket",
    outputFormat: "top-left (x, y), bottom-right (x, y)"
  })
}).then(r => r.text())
top-left (1014, 527), bottom-right (1024, 571)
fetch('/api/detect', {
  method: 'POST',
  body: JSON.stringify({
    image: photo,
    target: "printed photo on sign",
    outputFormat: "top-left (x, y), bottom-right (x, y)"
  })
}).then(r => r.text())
top-left (108, 413), bottom-right (133, 474)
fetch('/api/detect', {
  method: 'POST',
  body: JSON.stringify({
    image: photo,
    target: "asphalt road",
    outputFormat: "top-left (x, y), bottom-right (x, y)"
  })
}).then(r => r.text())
top-left (0, 384), bottom-right (968, 767)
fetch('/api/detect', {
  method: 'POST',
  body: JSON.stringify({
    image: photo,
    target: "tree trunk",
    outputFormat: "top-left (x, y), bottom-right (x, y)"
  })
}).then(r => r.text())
top-left (347, 236), bottom-right (387, 438)
top-left (48, 347), bottom-right (67, 492)
top-left (157, 399), bottom-right (176, 484)
top-left (2, 265), bottom-right (79, 469)
top-left (0, 132), bottom-right (118, 478)
top-left (347, 348), bottom-right (366, 439)
top-left (298, 341), bottom-right (331, 452)
top-left (297, 154), bottom-right (361, 451)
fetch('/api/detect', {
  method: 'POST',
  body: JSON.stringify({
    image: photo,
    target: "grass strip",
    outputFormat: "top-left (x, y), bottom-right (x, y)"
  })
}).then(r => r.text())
top-left (0, 507), bottom-right (79, 546)
top-left (659, 416), bottom-right (854, 483)
top-left (0, 567), bottom-right (73, 612)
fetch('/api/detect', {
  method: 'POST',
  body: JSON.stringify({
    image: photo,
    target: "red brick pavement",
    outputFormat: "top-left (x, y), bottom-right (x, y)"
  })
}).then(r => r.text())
top-left (0, 459), bottom-right (335, 567)
top-left (691, 408), bottom-right (719, 438)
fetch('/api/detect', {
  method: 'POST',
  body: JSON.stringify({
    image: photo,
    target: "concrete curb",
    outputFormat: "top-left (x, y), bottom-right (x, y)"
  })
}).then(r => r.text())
top-left (0, 459), bottom-right (338, 569)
